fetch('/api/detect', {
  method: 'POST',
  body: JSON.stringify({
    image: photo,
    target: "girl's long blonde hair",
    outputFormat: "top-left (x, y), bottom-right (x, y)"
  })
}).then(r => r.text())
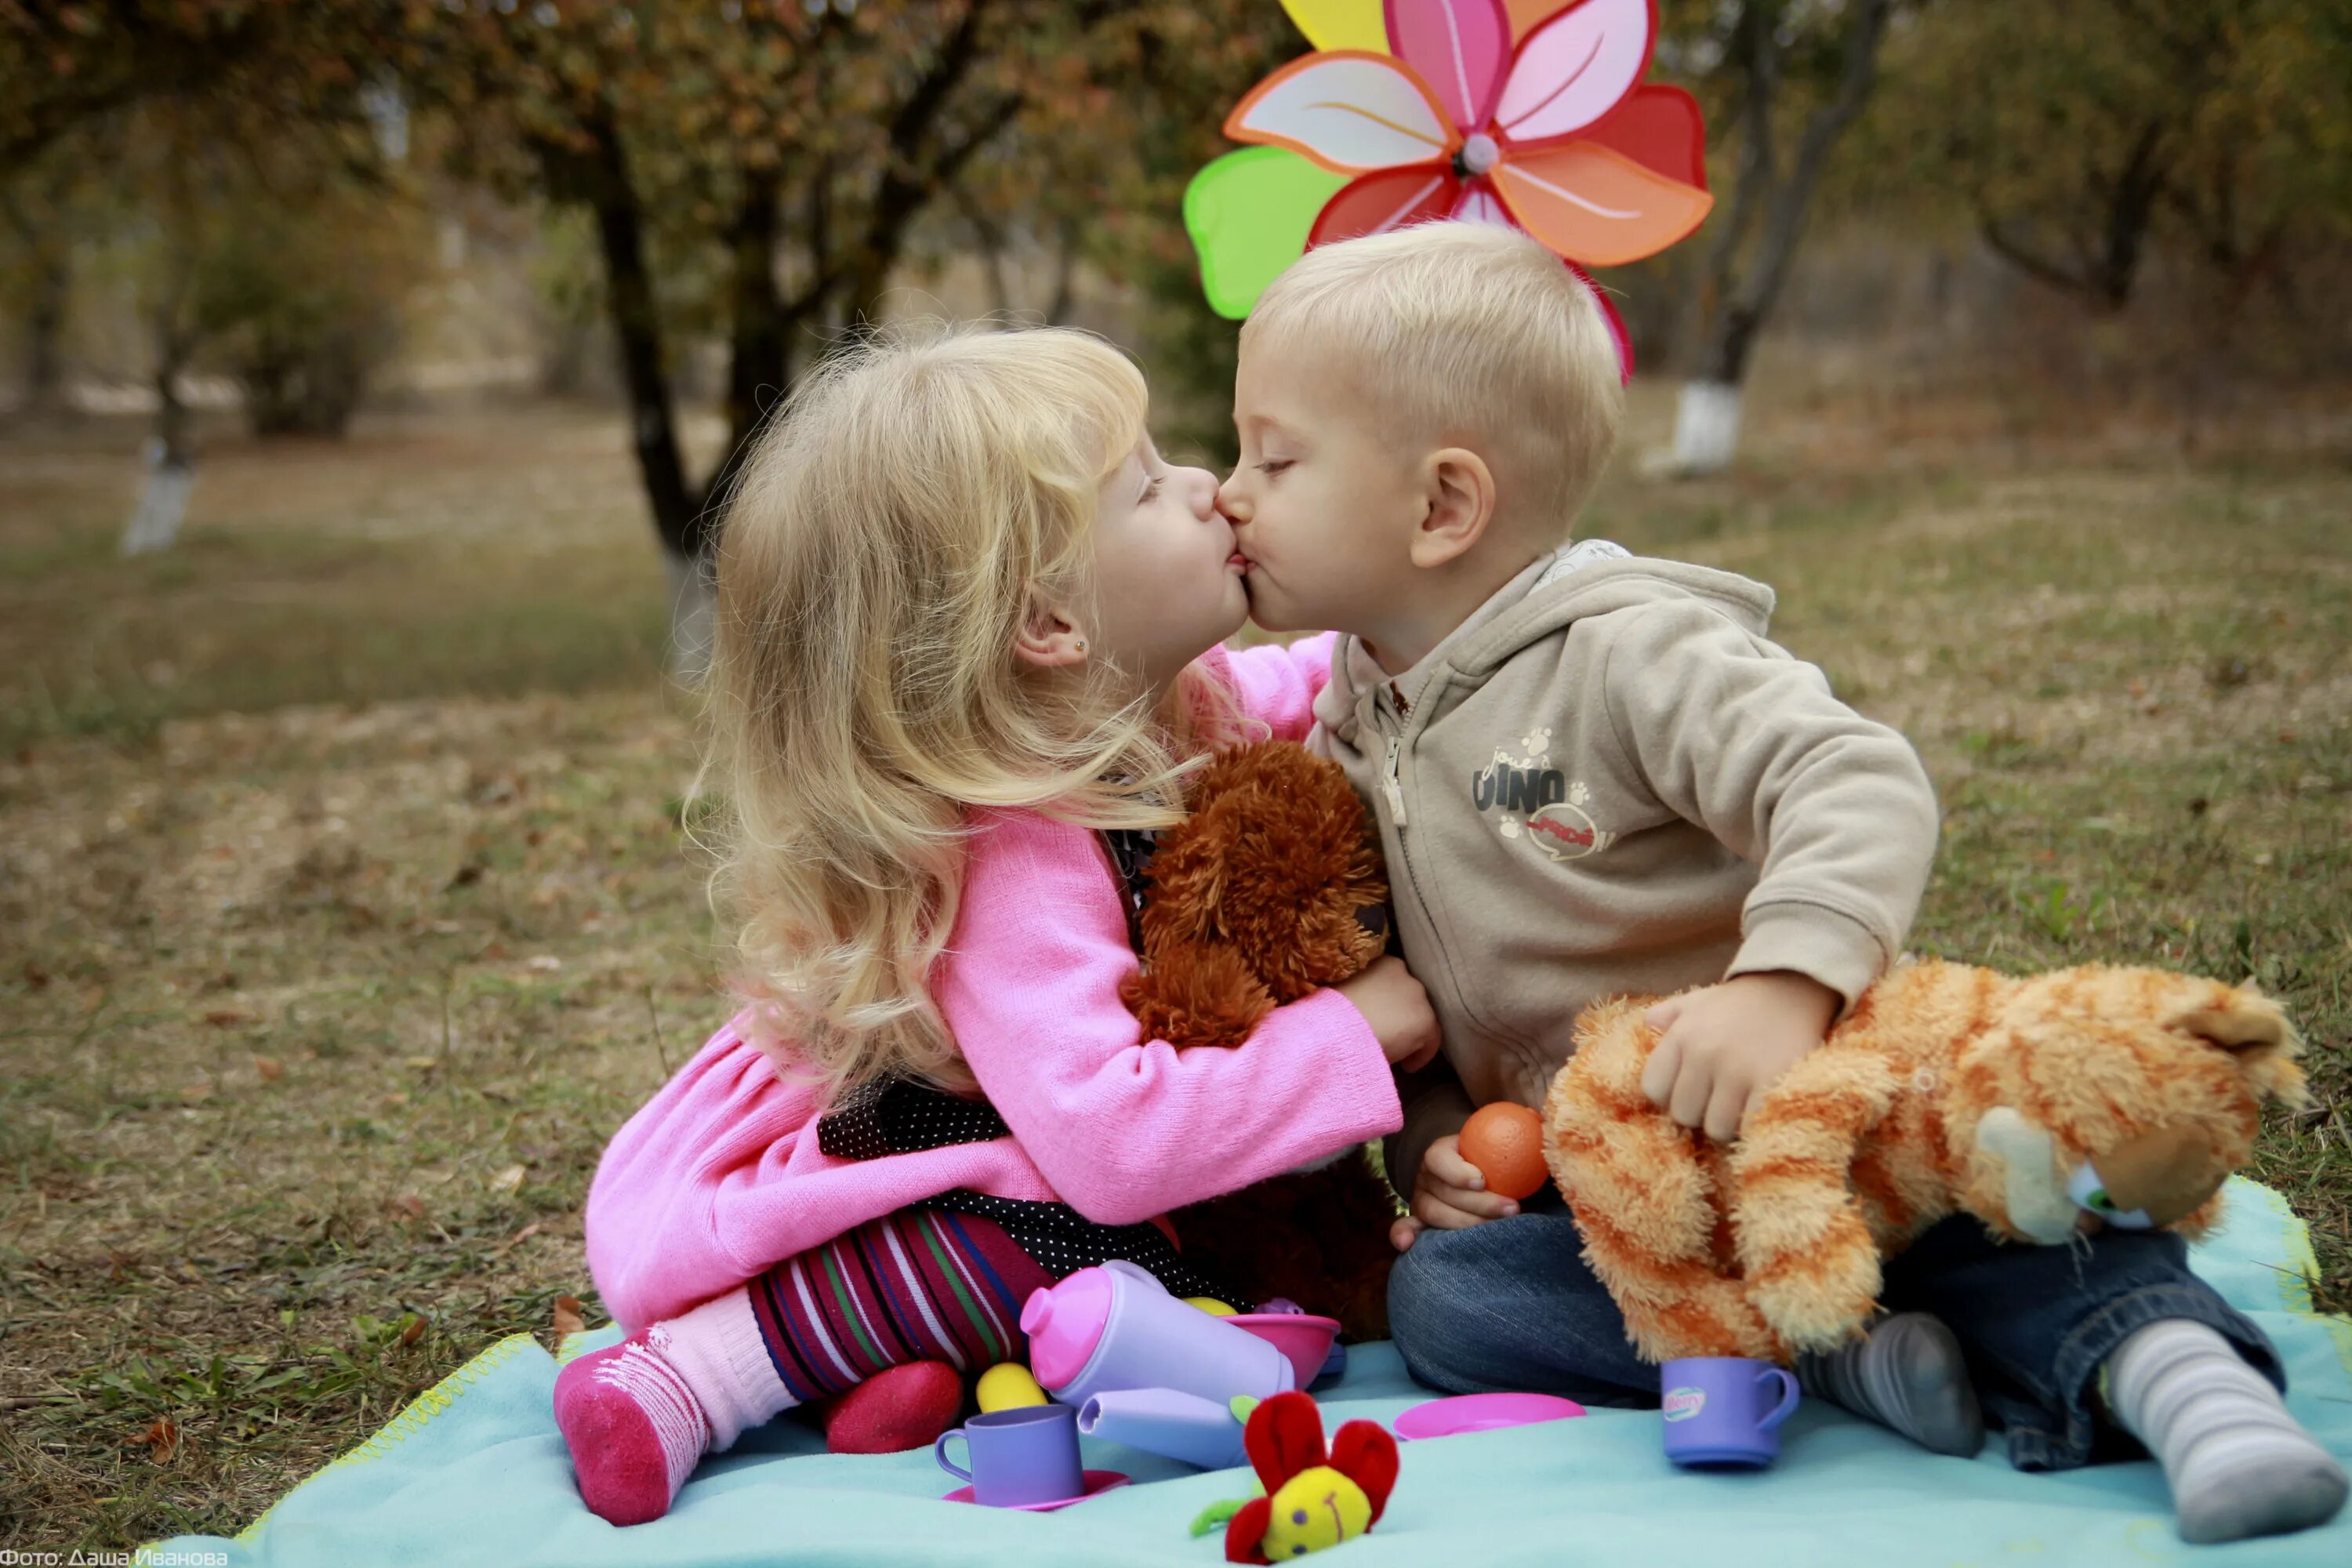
top-left (692, 323), bottom-right (1250, 1103)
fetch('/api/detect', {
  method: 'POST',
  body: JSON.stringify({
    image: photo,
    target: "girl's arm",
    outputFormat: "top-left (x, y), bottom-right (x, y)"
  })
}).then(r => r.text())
top-left (1204, 630), bottom-right (1338, 743)
top-left (937, 807), bottom-right (1402, 1225)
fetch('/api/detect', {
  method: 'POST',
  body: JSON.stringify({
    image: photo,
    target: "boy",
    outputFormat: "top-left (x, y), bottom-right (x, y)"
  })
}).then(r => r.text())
top-left (1215, 221), bottom-right (2343, 1545)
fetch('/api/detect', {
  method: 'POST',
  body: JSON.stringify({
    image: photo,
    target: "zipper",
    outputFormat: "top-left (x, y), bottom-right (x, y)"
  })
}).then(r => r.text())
top-left (1381, 733), bottom-right (1408, 827)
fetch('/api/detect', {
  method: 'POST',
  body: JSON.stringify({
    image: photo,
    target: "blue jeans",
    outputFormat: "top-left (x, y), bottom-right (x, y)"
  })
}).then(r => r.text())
top-left (1386, 1184), bottom-right (2285, 1470)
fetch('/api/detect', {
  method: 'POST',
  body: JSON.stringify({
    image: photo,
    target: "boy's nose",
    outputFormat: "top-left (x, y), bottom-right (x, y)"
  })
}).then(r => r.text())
top-left (1216, 476), bottom-right (1250, 524)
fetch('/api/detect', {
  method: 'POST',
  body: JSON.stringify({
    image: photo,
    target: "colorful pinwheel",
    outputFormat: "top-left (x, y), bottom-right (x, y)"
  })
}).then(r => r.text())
top-left (1184, 0), bottom-right (1713, 376)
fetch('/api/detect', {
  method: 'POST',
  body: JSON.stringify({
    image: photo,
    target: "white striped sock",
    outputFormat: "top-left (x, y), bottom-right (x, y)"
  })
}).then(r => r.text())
top-left (652, 1287), bottom-right (799, 1453)
top-left (2105, 1319), bottom-right (2347, 1544)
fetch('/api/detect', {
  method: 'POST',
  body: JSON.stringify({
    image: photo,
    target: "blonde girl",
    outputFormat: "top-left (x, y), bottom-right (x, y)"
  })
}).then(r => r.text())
top-left (554, 325), bottom-right (1435, 1525)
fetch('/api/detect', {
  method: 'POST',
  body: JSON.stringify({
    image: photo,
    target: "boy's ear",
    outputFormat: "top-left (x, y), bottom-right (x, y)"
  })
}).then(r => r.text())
top-left (1014, 592), bottom-right (1089, 671)
top-left (1411, 447), bottom-right (1496, 569)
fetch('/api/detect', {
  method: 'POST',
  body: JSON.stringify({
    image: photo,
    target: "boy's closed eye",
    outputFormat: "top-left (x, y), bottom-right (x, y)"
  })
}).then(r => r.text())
top-left (1256, 459), bottom-right (1293, 478)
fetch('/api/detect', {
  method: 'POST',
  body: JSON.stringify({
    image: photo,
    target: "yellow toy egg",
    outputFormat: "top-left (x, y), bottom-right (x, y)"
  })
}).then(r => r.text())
top-left (975, 1362), bottom-right (1048, 1412)
top-left (1261, 1465), bottom-right (1371, 1559)
top-left (1185, 1296), bottom-right (1238, 1317)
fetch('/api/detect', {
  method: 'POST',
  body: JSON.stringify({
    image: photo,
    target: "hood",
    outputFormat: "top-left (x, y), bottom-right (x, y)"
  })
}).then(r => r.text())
top-left (1324, 547), bottom-right (1778, 740)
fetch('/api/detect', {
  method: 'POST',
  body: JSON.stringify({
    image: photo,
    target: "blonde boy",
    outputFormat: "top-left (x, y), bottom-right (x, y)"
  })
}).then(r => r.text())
top-left (1211, 222), bottom-right (2346, 1546)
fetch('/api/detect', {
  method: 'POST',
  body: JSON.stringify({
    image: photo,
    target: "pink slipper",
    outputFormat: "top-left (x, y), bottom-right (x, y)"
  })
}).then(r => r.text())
top-left (554, 1334), bottom-right (712, 1526)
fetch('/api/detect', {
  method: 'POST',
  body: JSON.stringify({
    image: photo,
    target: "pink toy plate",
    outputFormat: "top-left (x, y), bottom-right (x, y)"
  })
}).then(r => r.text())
top-left (1392, 1392), bottom-right (1587, 1440)
top-left (942, 1469), bottom-right (1131, 1511)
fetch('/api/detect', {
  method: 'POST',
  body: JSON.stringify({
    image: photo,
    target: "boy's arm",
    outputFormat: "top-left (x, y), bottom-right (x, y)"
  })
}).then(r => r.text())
top-left (1383, 1056), bottom-right (1476, 1204)
top-left (1599, 599), bottom-right (1940, 1016)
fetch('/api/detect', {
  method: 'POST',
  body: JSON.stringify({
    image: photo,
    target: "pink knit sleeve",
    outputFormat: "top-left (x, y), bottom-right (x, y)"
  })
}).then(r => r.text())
top-left (935, 808), bottom-right (1402, 1225)
top-left (1204, 632), bottom-right (1338, 743)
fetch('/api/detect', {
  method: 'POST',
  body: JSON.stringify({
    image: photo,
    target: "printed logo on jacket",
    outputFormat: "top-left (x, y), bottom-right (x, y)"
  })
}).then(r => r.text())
top-left (1471, 727), bottom-right (1613, 862)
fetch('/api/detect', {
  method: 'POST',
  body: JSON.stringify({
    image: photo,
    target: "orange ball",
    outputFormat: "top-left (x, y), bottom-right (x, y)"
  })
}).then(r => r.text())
top-left (1457, 1102), bottom-right (1548, 1202)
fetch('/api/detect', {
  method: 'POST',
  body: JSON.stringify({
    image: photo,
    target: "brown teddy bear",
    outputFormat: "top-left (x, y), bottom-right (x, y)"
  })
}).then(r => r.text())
top-left (1543, 957), bottom-right (2307, 1363)
top-left (1117, 739), bottom-right (1405, 1342)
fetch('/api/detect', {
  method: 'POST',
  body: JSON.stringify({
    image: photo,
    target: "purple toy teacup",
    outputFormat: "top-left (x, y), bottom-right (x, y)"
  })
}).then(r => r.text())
top-left (935, 1403), bottom-right (1086, 1507)
top-left (1659, 1356), bottom-right (1801, 1468)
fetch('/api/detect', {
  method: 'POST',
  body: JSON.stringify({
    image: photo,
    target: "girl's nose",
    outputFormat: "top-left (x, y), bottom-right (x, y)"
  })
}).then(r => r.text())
top-left (1179, 464), bottom-right (1220, 519)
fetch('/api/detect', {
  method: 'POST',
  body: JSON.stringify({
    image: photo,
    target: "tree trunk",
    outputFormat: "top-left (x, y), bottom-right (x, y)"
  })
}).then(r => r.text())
top-left (20, 245), bottom-right (67, 415)
top-left (1660, 0), bottom-right (1893, 477)
top-left (567, 118), bottom-right (700, 564)
top-left (122, 320), bottom-right (194, 556)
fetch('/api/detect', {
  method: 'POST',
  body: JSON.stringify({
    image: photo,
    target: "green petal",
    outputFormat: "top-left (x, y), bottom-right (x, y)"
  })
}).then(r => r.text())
top-left (1183, 147), bottom-right (1350, 320)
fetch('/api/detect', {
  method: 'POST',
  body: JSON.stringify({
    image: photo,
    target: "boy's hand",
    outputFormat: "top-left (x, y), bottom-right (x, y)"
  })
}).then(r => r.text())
top-left (1638, 971), bottom-right (1841, 1143)
top-left (1388, 1134), bottom-right (1519, 1252)
top-left (1336, 956), bottom-right (1442, 1072)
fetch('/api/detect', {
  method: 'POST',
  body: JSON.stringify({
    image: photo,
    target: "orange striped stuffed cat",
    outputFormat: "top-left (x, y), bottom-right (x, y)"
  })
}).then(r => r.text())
top-left (1541, 958), bottom-right (2307, 1363)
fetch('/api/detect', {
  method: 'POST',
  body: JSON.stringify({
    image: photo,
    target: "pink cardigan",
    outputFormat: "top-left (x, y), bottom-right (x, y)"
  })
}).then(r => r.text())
top-left (583, 633), bottom-right (1403, 1332)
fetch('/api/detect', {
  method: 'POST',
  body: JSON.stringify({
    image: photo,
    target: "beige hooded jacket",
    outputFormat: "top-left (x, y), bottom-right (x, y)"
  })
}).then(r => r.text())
top-left (1307, 543), bottom-right (1942, 1194)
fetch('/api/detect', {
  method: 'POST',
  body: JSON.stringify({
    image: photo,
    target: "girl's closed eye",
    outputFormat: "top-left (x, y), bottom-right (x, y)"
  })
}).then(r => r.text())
top-left (1142, 474), bottom-right (1165, 501)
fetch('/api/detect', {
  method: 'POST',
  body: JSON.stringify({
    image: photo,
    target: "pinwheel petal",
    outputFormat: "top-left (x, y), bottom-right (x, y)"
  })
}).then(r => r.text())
top-left (1506, 0), bottom-right (1575, 43)
top-left (1491, 138), bottom-right (1712, 266)
top-left (1226, 53), bottom-right (1458, 174)
top-left (1450, 183), bottom-right (1514, 226)
top-left (1384, 0), bottom-right (1514, 131)
top-left (1494, 0), bottom-right (1655, 146)
top-left (1185, 147), bottom-right (1351, 319)
top-left (1567, 259), bottom-right (1636, 382)
top-left (1583, 83), bottom-right (1707, 187)
top-left (1309, 165), bottom-right (1462, 246)
top-left (1281, 0), bottom-right (1390, 53)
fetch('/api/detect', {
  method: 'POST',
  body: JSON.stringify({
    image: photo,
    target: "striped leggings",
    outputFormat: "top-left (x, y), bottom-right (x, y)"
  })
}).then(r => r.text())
top-left (746, 1206), bottom-right (1057, 1403)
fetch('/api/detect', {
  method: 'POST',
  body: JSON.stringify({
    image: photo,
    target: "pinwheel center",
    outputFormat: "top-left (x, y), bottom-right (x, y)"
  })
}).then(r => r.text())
top-left (1454, 133), bottom-right (1501, 178)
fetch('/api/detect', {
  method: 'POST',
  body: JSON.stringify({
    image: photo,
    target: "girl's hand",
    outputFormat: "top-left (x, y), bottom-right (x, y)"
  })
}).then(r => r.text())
top-left (1388, 1134), bottom-right (1519, 1250)
top-left (1334, 956), bottom-right (1441, 1072)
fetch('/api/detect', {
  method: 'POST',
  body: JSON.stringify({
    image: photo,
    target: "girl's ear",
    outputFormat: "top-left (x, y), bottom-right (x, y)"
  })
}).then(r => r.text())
top-left (1014, 592), bottom-right (1090, 671)
top-left (1410, 446), bottom-right (1496, 569)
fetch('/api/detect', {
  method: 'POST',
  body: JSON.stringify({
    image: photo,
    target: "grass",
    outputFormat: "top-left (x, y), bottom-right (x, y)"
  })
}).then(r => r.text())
top-left (1, 380), bottom-right (2347, 1549)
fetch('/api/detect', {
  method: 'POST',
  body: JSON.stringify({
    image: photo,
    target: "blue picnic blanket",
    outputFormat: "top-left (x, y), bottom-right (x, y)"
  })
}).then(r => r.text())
top-left (155, 1178), bottom-right (2352, 1566)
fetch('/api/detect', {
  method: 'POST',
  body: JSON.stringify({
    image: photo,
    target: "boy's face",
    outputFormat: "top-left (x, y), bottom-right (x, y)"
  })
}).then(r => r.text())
top-left (1218, 337), bottom-right (1421, 637)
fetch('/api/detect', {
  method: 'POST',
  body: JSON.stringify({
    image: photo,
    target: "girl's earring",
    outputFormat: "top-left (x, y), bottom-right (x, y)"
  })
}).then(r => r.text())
top-left (1076, 640), bottom-right (1086, 653)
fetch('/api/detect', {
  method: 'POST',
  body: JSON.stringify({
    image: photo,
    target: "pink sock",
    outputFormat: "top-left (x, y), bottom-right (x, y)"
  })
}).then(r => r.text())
top-left (554, 1288), bottom-right (797, 1526)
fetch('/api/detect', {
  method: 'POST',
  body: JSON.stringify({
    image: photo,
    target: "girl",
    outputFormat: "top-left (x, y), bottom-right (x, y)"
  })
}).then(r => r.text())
top-left (553, 325), bottom-right (1438, 1525)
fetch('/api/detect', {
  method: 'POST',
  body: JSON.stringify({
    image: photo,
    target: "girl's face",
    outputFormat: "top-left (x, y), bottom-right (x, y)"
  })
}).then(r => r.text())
top-left (1083, 434), bottom-right (1249, 692)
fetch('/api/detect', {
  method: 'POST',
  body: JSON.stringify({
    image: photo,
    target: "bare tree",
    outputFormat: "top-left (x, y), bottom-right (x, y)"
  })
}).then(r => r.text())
top-left (1656, 0), bottom-right (1896, 477)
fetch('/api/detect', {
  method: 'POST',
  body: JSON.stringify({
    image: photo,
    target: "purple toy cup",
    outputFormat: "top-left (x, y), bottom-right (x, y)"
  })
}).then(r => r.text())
top-left (1659, 1357), bottom-right (1801, 1468)
top-left (1022, 1259), bottom-right (1294, 1412)
top-left (935, 1403), bottom-right (1086, 1507)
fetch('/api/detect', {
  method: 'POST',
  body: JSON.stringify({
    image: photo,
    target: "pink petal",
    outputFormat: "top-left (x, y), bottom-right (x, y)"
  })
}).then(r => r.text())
top-left (1383, 0), bottom-right (1514, 132)
top-left (1494, 0), bottom-right (1655, 146)
top-left (1450, 183), bottom-right (1515, 228)
top-left (1225, 53), bottom-right (1459, 174)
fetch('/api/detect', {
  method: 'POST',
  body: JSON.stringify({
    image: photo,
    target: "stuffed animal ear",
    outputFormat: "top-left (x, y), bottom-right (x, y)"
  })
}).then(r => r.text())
top-left (2172, 993), bottom-right (2310, 1109)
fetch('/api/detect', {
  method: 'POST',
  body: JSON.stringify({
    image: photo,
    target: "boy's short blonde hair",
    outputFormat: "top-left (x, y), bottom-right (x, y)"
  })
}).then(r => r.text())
top-left (1244, 221), bottom-right (1624, 539)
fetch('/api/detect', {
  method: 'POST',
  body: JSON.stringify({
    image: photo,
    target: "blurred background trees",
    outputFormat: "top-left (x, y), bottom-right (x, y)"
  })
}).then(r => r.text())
top-left (4, 1), bottom-right (2349, 612)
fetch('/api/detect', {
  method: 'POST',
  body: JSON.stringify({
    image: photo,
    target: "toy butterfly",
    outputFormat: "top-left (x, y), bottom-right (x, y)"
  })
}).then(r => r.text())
top-left (1190, 1391), bottom-right (1402, 1563)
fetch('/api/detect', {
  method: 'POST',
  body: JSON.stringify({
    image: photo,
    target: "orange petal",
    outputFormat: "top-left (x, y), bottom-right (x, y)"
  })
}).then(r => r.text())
top-left (1492, 140), bottom-right (1712, 267)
